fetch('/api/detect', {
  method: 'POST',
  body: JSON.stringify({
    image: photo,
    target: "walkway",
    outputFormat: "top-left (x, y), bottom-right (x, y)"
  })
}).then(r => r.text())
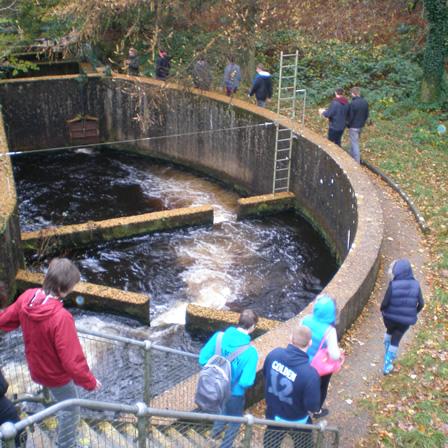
top-left (323, 167), bottom-right (429, 447)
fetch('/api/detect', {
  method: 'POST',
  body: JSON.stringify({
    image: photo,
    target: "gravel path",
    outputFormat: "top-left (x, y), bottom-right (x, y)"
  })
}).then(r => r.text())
top-left (322, 167), bottom-right (429, 447)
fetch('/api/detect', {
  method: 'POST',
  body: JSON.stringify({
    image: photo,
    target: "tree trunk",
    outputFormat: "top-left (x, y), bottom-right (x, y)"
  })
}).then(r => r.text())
top-left (420, 0), bottom-right (448, 103)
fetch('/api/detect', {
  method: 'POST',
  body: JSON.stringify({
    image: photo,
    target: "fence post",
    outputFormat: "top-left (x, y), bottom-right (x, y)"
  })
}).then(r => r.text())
top-left (0, 422), bottom-right (18, 448)
top-left (136, 402), bottom-right (148, 448)
top-left (315, 420), bottom-right (327, 448)
top-left (241, 414), bottom-right (254, 448)
top-left (143, 340), bottom-right (152, 404)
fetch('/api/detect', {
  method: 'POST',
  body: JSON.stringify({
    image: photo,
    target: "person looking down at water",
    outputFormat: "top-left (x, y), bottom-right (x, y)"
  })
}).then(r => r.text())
top-left (0, 258), bottom-right (101, 448)
top-left (249, 63), bottom-right (273, 108)
top-left (199, 309), bottom-right (259, 448)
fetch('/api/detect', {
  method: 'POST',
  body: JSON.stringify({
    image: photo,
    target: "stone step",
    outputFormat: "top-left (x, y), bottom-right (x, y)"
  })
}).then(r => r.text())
top-left (166, 426), bottom-right (195, 447)
top-left (96, 420), bottom-right (134, 448)
top-left (185, 427), bottom-right (212, 448)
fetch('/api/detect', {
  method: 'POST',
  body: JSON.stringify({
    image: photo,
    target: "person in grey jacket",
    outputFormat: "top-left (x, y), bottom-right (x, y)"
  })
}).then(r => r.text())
top-left (193, 56), bottom-right (212, 90)
top-left (381, 259), bottom-right (424, 375)
top-left (319, 88), bottom-right (349, 146)
top-left (347, 87), bottom-right (369, 163)
top-left (223, 57), bottom-right (241, 96)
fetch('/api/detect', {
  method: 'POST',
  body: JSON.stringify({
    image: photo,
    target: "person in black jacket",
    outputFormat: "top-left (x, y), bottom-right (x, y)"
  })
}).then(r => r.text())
top-left (249, 64), bottom-right (273, 108)
top-left (319, 88), bottom-right (349, 146)
top-left (155, 49), bottom-right (171, 80)
top-left (263, 326), bottom-right (320, 447)
top-left (381, 259), bottom-right (424, 375)
top-left (347, 87), bottom-right (369, 163)
top-left (0, 369), bottom-right (22, 447)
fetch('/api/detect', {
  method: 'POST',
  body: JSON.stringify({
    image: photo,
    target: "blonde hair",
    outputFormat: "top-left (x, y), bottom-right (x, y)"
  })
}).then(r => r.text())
top-left (291, 326), bottom-right (311, 349)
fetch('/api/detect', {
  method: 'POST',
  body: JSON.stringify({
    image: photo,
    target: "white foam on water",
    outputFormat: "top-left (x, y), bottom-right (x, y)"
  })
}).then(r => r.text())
top-left (75, 148), bottom-right (94, 155)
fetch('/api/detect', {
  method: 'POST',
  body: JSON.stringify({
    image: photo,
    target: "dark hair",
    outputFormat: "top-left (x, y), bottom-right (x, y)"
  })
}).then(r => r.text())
top-left (335, 88), bottom-right (344, 95)
top-left (43, 258), bottom-right (80, 297)
top-left (228, 55), bottom-right (235, 63)
top-left (238, 309), bottom-right (259, 329)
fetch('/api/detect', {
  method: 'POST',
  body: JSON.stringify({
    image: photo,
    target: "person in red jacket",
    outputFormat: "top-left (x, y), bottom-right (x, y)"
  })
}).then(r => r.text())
top-left (0, 258), bottom-right (101, 448)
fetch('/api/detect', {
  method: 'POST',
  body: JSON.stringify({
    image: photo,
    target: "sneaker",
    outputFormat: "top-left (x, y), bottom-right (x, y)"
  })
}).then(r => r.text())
top-left (313, 408), bottom-right (329, 419)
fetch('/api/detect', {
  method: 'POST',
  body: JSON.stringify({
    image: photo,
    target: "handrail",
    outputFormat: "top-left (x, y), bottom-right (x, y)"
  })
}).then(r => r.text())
top-left (76, 327), bottom-right (199, 358)
top-left (0, 398), bottom-right (339, 437)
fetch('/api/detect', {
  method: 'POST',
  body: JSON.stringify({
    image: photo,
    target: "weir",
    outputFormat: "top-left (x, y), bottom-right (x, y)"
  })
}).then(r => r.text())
top-left (0, 73), bottom-right (383, 410)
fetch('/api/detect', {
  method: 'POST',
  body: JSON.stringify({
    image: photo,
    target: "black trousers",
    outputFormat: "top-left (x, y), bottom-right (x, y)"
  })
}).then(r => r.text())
top-left (383, 317), bottom-right (410, 347)
top-left (0, 397), bottom-right (22, 447)
top-left (328, 128), bottom-right (344, 146)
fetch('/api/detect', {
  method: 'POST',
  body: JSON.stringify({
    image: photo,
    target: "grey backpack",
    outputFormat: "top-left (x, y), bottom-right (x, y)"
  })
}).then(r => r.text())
top-left (195, 332), bottom-right (250, 413)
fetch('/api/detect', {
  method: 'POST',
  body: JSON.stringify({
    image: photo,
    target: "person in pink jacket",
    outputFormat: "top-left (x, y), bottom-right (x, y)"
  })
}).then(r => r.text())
top-left (0, 258), bottom-right (101, 448)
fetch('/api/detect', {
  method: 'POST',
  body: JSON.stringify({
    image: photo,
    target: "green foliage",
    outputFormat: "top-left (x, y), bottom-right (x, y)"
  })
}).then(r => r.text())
top-left (255, 31), bottom-right (423, 108)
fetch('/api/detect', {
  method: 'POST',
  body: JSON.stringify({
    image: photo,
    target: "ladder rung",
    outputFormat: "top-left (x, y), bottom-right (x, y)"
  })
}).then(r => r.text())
top-left (276, 158), bottom-right (290, 162)
top-left (281, 86), bottom-right (295, 90)
top-left (277, 148), bottom-right (291, 152)
top-left (277, 138), bottom-right (291, 143)
top-left (275, 177), bottom-right (289, 182)
top-left (281, 64), bottom-right (296, 68)
top-left (275, 168), bottom-right (289, 172)
top-left (282, 53), bottom-right (298, 57)
top-left (279, 96), bottom-right (296, 101)
top-left (280, 76), bottom-right (295, 79)
top-left (278, 128), bottom-right (291, 132)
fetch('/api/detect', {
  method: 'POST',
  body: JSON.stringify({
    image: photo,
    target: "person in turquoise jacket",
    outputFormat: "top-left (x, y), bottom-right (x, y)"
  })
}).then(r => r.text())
top-left (199, 309), bottom-right (259, 448)
top-left (301, 293), bottom-right (343, 419)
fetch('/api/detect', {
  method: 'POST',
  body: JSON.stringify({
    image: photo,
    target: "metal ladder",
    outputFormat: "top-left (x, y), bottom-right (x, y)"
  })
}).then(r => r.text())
top-left (272, 50), bottom-right (307, 194)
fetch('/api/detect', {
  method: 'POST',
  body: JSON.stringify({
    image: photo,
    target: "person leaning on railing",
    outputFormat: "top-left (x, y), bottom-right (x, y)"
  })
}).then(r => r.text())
top-left (0, 258), bottom-right (101, 448)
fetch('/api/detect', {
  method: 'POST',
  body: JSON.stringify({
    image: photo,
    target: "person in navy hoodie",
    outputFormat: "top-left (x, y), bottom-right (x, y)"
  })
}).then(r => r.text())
top-left (249, 64), bottom-right (273, 107)
top-left (199, 309), bottom-right (259, 448)
top-left (319, 88), bottom-right (349, 146)
top-left (381, 259), bottom-right (424, 375)
top-left (263, 326), bottom-right (320, 447)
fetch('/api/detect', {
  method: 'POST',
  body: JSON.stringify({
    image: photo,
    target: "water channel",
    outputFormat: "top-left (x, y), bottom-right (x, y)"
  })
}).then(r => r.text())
top-left (7, 147), bottom-right (338, 400)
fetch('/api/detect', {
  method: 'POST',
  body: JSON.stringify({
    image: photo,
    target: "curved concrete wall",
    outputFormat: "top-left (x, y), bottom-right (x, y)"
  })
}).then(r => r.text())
top-left (0, 75), bottom-right (383, 346)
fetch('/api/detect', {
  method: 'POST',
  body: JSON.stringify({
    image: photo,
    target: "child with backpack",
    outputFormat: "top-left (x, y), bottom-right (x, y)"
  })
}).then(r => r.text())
top-left (381, 259), bottom-right (424, 375)
top-left (196, 309), bottom-right (258, 448)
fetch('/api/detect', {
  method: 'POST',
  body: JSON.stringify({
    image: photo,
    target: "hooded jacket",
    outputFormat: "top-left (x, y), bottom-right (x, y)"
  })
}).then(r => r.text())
top-left (249, 70), bottom-right (273, 101)
top-left (323, 96), bottom-right (349, 131)
top-left (199, 326), bottom-right (258, 396)
top-left (302, 294), bottom-right (339, 361)
top-left (0, 288), bottom-right (96, 390)
top-left (263, 344), bottom-right (320, 421)
top-left (381, 259), bottom-right (424, 325)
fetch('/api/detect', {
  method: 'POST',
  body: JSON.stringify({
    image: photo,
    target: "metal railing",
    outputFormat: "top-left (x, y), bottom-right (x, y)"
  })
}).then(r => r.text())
top-left (0, 398), bottom-right (339, 448)
top-left (0, 327), bottom-right (200, 410)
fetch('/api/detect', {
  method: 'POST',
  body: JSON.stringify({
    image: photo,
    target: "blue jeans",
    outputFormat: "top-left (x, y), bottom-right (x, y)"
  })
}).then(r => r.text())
top-left (212, 395), bottom-right (245, 448)
top-left (349, 128), bottom-right (362, 163)
top-left (49, 381), bottom-right (80, 448)
top-left (328, 128), bottom-right (344, 146)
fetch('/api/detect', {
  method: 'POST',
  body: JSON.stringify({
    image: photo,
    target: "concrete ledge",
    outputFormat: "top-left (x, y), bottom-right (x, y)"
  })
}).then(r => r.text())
top-left (15, 270), bottom-right (150, 324)
top-left (236, 192), bottom-right (295, 220)
top-left (21, 205), bottom-right (214, 254)
top-left (185, 304), bottom-right (281, 339)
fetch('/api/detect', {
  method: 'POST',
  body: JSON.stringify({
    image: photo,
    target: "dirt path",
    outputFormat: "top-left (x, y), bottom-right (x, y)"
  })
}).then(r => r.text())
top-left (322, 167), bottom-right (430, 447)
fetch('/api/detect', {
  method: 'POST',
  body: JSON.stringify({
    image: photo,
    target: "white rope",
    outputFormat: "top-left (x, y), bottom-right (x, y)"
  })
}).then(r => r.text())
top-left (1, 122), bottom-right (274, 157)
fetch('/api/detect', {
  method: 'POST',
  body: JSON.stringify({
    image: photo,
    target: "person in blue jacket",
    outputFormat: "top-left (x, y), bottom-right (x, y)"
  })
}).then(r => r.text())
top-left (301, 294), bottom-right (343, 418)
top-left (263, 325), bottom-right (320, 447)
top-left (319, 88), bottom-right (349, 146)
top-left (249, 64), bottom-right (273, 107)
top-left (381, 259), bottom-right (424, 375)
top-left (199, 309), bottom-right (259, 448)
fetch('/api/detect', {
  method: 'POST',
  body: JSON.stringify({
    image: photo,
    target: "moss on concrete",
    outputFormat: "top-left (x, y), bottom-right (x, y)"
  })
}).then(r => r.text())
top-left (186, 304), bottom-right (281, 339)
top-left (15, 269), bottom-right (150, 324)
top-left (237, 192), bottom-right (295, 220)
top-left (21, 205), bottom-right (214, 255)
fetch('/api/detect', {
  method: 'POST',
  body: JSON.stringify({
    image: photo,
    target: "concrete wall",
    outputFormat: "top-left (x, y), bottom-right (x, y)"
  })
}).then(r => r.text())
top-left (0, 74), bottom-right (383, 340)
top-left (0, 113), bottom-right (23, 302)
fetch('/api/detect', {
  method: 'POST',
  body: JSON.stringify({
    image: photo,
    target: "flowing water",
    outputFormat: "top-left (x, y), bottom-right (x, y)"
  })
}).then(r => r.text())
top-left (8, 147), bottom-right (338, 399)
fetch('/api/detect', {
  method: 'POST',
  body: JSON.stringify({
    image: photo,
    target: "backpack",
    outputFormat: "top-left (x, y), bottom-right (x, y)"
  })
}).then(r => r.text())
top-left (195, 332), bottom-right (250, 413)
